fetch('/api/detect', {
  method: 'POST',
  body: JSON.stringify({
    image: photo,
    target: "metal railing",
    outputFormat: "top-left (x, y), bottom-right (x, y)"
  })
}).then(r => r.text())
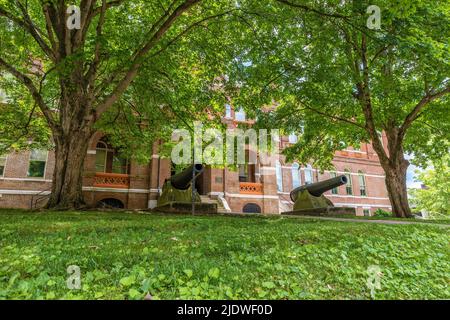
top-left (239, 182), bottom-right (263, 194)
top-left (30, 186), bottom-right (52, 209)
top-left (93, 172), bottom-right (130, 188)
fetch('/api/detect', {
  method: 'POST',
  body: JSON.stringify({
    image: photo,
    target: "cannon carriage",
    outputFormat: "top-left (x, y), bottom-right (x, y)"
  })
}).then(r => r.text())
top-left (155, 164), bottom-right (218, 214)
top-left (283, 174), bottom-right (356, 216)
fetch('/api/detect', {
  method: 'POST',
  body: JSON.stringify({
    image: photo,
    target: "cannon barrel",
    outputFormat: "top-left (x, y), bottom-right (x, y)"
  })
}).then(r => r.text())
top-left (170, 164), bottom-right (204, 190)
top-left (290, 175), bottom-right (348, 202)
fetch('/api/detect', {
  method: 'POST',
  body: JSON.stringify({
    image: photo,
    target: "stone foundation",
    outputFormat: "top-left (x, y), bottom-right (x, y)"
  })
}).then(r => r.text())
top-left (282, 206), bottom-right (356, 216)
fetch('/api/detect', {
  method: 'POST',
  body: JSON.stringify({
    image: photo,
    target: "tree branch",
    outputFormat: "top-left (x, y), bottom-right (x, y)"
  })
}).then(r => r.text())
top-left (0, 4), bottom-right (55, 60)
top-left (399, 85), bottom-right (450, 139)
top-left (85, 0), bottom-right (107, 89)
top-left (0, 57), bottom-right (57, 130)
top-left (150, 10), bottom-right (235, 58)
top-left (298, 99), bottom-right (366, 130)
top-left (95, 0), bottom-right (202, 118)
top-left (275, 0), bottom-right (350, 20)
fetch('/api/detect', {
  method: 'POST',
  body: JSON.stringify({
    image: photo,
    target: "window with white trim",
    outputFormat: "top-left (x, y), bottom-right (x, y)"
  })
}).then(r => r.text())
top-left (276, 160), bottom-right (283, 192)
top-left (95, 141), bottom-right (129, 174)
top-left (0, 154), bottom-right (6, 177)
top-left (291, 162), bottom-right (301, 188)
top-left (329, 171), bottom-right (338, 194)
top-left (235, 108), bottom-right (246, 122)
top-left (288, 133), bottom-right (298, 143)
top-left (225, 104), bottom-right (232, 118)
top-left (358, 171), bottom-right (367, 196)
top-left (344, 169), bottom-right (353, 195)
top-left (304, 164), bottom-right (314, 185)
top-left (28, 150), bottom-right (47, 178)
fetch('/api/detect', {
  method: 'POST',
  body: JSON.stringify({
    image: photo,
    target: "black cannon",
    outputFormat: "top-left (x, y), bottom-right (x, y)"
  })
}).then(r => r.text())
top-left (284, 174), bottom-right (355, 216)
top-left (155, 164), bottom-right (217, 213)
top-left (170, 164), bottom-right (204, 190)
top-left (290, 175), bottom-right (348, 202)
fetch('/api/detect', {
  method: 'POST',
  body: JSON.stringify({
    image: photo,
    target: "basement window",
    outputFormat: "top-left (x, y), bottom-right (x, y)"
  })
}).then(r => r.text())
top-left (27, 150), bottom-right (47, 178)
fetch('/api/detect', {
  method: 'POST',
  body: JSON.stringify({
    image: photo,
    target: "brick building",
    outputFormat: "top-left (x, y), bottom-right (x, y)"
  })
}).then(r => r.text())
top-left (0, 107), bottom-right (392, 215)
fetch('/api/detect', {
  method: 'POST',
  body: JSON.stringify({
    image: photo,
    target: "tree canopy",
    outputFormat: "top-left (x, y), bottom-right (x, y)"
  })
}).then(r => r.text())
top-left (0, 0), bottom-right (449, 214)
top-left (410, 156), bottom-right (450, 218)
top-left (228, 0), bottom-right (450, 217)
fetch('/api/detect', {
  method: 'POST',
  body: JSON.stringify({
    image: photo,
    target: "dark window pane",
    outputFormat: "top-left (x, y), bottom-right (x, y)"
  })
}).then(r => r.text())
top-left (28, 161), bottom-right (46, 177)
top-left (346, 186), bottom-right (353, 195)
top-left (0, 166), bottom-right (4, 176)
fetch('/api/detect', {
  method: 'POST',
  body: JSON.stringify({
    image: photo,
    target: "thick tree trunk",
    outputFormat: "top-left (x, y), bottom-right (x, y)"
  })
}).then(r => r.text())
top-left (46, 128), bottom-right (94, 210)
top-left (382, 156), bottom-right (412, 218)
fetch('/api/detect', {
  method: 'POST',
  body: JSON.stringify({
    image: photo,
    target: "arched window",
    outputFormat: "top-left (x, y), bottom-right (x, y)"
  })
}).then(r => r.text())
top-left (95, 140), bottom-right (129, 174)
top-left (97, 198), bottom-right (125, 209)
top-left (291, 162), bottom-right (301, 188)
top-left (344, 169), bottom-right (353, 195)
top-left (304, 164), bottom-right (314, 185)
top-left (358, 171), bottom-right (367, 196)
top-left (329, 171), bottom-right (338, 194)
top-left (243, 203), bottom-right (261, 213)
top-left (276, 160), bottom-right (283, 192)
top-left (225, 104), bottom-right (232, 118)
top-left (288, 133), bottom-right (298, 144)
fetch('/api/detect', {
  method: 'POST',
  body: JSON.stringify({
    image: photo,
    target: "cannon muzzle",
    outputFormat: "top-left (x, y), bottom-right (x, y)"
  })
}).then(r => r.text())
top-left (290, 175), bottom-right (347, 202)
top-left (170, 164), bottom-right (204, 190)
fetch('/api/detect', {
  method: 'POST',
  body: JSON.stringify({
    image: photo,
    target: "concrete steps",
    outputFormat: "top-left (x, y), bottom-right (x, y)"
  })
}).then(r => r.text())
top-left (199, 195), bottom-right (229, 213)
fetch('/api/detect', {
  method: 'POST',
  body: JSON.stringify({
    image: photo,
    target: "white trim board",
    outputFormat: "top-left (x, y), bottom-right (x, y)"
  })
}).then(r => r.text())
top-left (0, 189), bottom-right (51, 195)
top-left (328, 194), bottom-right (389, 200)
top-left (0, 177), bottom-right (52, 182)
top-left (82, 187), bottom-right (149, 194)
top-left (279, 200), bottom-right (389, 209)
top-left (279, 166), bottom-right (385, 178)
top-left (225, 192), bottom-right (279, 199)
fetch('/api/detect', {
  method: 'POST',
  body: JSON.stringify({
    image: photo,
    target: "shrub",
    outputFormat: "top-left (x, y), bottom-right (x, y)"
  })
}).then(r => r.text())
top-left (373, 209), bottom-right (392, 218)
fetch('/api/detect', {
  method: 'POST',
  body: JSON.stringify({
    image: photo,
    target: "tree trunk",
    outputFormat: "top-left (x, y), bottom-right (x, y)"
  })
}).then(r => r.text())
top-left (46, 127), bottom-right (94, 210)
top-left (382, 156), bottom-right (412, 218)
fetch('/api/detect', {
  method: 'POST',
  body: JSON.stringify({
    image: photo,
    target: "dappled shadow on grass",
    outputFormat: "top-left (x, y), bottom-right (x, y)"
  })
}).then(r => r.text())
top-left (0, 210), bottom-right (448, 299)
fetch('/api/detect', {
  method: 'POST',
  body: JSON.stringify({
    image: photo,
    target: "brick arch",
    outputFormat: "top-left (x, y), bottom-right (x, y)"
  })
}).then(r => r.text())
top-left (96, 197), bottom-right (125, 209)
top-left (94, 193), bottom-right (128, 208)
top-left (89, 131), bottom-right (107, 150)
top-left (243, 203), bottom-right (261, 213)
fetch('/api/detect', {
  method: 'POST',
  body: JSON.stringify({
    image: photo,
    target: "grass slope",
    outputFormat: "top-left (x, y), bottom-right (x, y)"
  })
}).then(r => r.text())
top-left (0, 210), bottom-right (448, 300)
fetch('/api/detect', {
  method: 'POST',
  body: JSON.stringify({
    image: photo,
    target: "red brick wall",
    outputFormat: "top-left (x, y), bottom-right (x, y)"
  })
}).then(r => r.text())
top-left (0, 132), bottom-right (392, 215)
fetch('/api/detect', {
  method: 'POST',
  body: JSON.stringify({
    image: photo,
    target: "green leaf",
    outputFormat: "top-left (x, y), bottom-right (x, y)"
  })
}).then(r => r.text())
top-left (208, 268), bottom-right (220, 279)
top-left (120, 275), bottom-right (136, 287)
top-left (129, 288), bottom-right (140, 299)
top-left (184, 269), bottom-right (193, 278)
top-left (262, 281), bottom-right (275, 289)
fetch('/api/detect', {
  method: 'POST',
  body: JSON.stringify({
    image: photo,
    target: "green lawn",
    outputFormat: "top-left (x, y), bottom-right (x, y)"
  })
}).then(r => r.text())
top-left (326, 214), bottom-right (450, 225)
top-left (0, 210), bottom-right (449, 300)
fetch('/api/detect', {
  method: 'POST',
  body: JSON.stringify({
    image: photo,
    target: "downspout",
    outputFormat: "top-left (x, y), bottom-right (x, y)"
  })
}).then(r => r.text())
top-left (157, 140), bottom-right (161, 195)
